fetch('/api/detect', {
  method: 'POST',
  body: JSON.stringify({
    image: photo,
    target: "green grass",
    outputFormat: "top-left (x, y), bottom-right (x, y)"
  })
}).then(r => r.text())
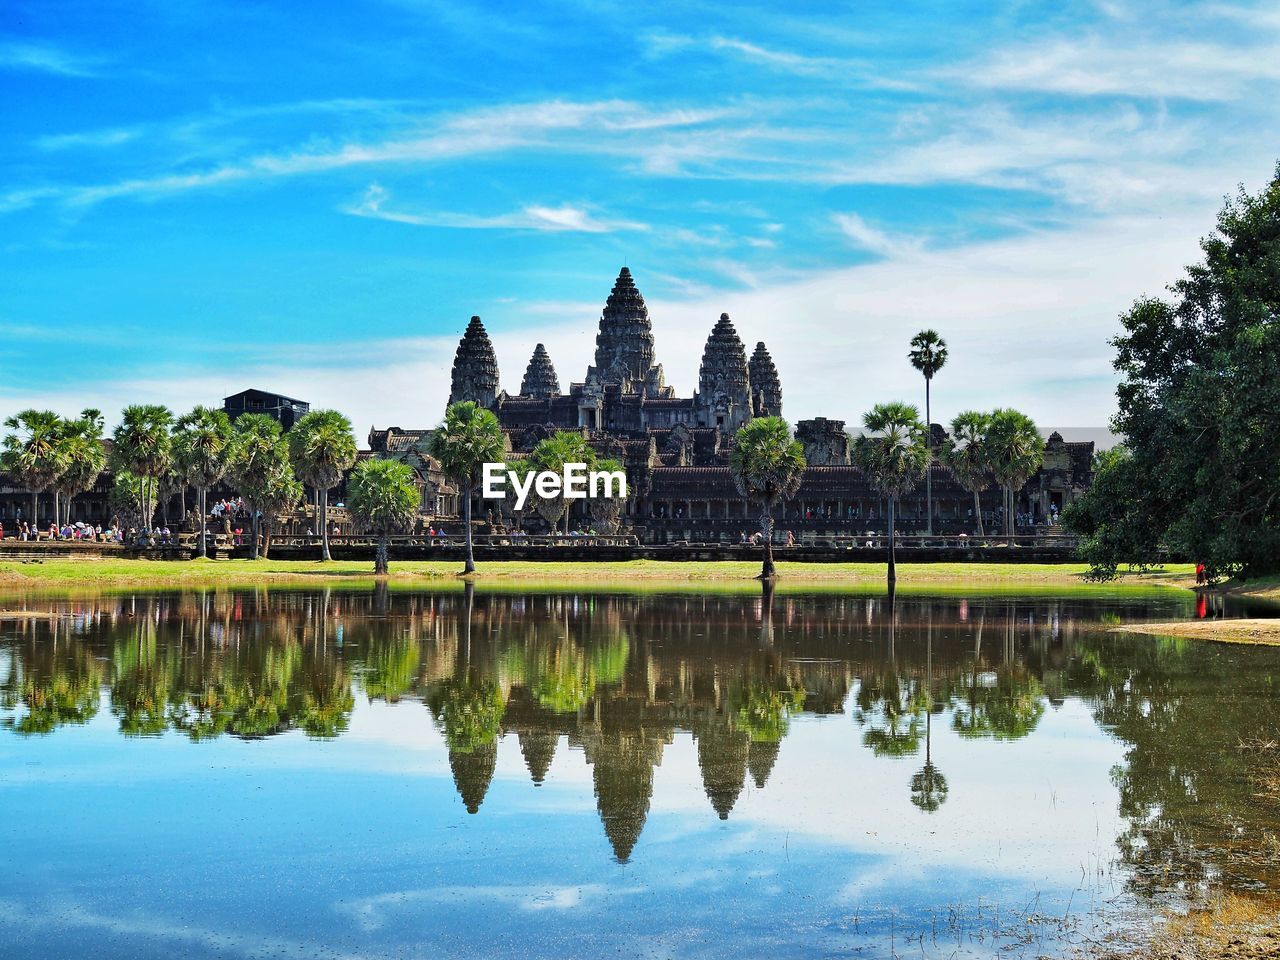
top-left (0, 557), bottom-right (1197, 598)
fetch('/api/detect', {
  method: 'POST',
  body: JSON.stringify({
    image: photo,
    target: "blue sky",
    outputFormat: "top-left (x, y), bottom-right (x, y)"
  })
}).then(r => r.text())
top-left (3, 0), bottom-right (1278, 434)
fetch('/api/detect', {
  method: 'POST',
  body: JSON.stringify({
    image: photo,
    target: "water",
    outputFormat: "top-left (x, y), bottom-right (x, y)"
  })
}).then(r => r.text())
top-left (2, 585), bottom-right (1278, 959)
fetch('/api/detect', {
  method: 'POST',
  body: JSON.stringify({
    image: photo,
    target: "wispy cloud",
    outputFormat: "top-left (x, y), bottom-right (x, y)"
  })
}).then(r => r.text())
top-left (343, 184), bottom-right (647, 233)
top-left (958, 36), bottom-right (1280, 101)
top-left (832, 214), bottom-right (922, 259)
top-left (3, 98), bottom-right (739, 213)
top-left (0, 42), bottom-right (105, 78)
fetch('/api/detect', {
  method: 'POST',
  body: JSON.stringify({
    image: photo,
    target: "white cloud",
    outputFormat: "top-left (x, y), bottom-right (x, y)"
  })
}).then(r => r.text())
top-left (832, 214), bottom-right (922, 259)
top-left (0, 203), bottom-right (1214, 434)
top-left (959, 36), bottom-right (1280, 101)
top-left (343, 184), bottom-right (647, 233)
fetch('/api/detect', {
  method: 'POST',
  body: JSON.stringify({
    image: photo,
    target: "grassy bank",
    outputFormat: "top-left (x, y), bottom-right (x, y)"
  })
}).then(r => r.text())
top-left (0, 557), bottom-right (1196, 595)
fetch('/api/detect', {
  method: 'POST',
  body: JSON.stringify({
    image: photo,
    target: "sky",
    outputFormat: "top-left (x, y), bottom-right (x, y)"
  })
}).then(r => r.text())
top-left (3, 0), bottom-right (1278, 439)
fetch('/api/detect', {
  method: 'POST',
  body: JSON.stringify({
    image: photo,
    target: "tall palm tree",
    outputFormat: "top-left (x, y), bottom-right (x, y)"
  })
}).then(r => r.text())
top-left (728, 416), bottom-right (806, 580)
top-left (228, 413), bottom-right (288, 560)
top-left (908, 330), bottom-right (948, 535)
top-left (1, 409), bottom-right (64, 528)
top-left (52, 410), bottom-right (106, 526)
top-left (288, 410), bottom-right (358, 563)
top-left (113, 404), bottom-right (175, 531)
top-left (852, 402), bottom-right (929, 589)
top-left (528, 431), bottom-right (595, 535)
top-left (173, 406), bottom-right (234, 558)
top-left (427, 401), bottom-right (505, 574)
top-left (986, 408), bottom-right (1044, 543)
top-left (940, 410), bottom-right (993, 536)
top-left (348, 458), bottom-right (421, 575)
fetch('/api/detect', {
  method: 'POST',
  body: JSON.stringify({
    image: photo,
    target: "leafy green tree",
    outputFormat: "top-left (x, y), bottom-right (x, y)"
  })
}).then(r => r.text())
top-left (986, 408), bottom-right (1043, 543)
top-left (427, 401), bottom-right (505, 574)
top-left (528, 431), bottom-right (596, 534)
top-left (52, 409), bottom-right (105, 526)
top-left (1065, 169), bottom-right (1280, 579)
top-left (348, 458), bottom-right (421, 575)
top-left (852, 403), bottom-right (928, 588)
top-left (728, 416), bottom-right (806, 579)
top-left (1, 409), bottom-right (64, 527)
top-left (173, 406), bottom-right (234, 558)
top-left (287, 410), bottom-right (357, 563)
top-left (908, 330), bottom-right (948, 535)
top-left (112, 404), bottom-right (175, 530)
top-left (228, 413), bottom-right (288, 560)
top-left (940, 410), bottom-right (993, 536)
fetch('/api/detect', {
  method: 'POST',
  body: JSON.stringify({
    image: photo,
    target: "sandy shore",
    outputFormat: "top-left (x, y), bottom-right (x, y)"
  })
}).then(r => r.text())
top-left (1113, 619), bottom-right (1280, 646)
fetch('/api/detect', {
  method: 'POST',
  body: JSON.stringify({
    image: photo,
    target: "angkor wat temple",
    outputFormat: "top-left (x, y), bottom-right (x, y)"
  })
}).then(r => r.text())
top-left (372, 268), bottom-right (1094, 541)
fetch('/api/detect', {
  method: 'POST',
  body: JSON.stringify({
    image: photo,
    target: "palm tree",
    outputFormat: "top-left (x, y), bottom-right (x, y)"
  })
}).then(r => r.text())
top-left (528, 431), bottom-right (596, 535)
top-left (986, 408), bottom-right (1044, 543)
top-left (1, 409), bottom-right (64, 528)
top-left (173, 406), bottom-right (234, 558)
top-left (426, 401), bottom-right (505, 574)
top-left (112, 404), bottom-right (175, 531)
top-left (52, 410), bottom-right (106, 526)
top-left (908, 330), bottom-right (948, 535)
top-left (940, 410), bottom-right (993, 537)
top-left (852, 402), bottom-right (929, 589)
top-left (728, 416), bottom-right (806, 580)
top-left (257, 460), bottom-right (304, 560)
top-left (586, 456), bottom-right (628, 533)
top-left (348, 458), bottom-right (421, 575)
top-left (287, 410), bottom-right (358, 563)
top-left (228, 413), bottom-right (288, 560)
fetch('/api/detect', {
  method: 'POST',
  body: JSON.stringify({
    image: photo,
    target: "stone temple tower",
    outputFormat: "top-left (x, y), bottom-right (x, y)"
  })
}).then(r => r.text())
top-left (589, 267), bottom-right (658, 391)
top-left (448, 315), bottom-right (500, 409)
top-left (748, 341), bottom-right (783, 418)
top-left (697, 313), bottom-right (753, 435)
top-left (519, 343), bottom-right (560, 398)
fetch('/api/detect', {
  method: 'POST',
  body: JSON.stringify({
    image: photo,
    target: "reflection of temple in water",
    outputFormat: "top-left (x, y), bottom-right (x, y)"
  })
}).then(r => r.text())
top-left (10, 585), bottom-right (1267, 889)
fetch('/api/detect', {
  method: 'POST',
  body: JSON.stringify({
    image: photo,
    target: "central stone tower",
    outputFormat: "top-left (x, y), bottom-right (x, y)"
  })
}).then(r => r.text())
top-left (588, 267), bottom-right (662, 393)
top-left (696, 313), bottom-right (753, 435)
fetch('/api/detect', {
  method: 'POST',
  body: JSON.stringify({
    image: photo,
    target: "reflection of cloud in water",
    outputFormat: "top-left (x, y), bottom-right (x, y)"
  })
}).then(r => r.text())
top-left (336, 883), bottom-right (634, 932)
top-left (0, 897), bottom-right (380, 960)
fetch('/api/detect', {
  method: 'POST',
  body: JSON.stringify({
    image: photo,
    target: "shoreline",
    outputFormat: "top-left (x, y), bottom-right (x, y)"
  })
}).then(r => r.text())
top-left (0, 558), bottom-right (1198, 594)
top-left (1112, 618), bottom-right (1280, 646)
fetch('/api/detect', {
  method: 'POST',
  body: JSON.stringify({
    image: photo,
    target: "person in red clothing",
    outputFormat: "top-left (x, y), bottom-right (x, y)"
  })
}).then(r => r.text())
top-left (1195, 562), bottom-right (1206, 585)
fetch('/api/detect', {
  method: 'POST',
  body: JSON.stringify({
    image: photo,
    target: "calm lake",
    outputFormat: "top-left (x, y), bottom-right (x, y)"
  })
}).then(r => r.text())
top-left (2, 585), bottom-right (1278, 959)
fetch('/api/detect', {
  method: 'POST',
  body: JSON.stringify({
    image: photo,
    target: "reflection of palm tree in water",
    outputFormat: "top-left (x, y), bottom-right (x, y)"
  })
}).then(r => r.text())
top-left (911, 607), bottom-right (948, 812)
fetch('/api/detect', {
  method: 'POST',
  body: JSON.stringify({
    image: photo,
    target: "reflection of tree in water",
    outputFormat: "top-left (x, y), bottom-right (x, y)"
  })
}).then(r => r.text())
top-left (952, 665), bottom-right (1045, 741)
top-left (0, 626), bottom-right (104, 735)
top-left (1067, 633), bottom-right (1280, 900)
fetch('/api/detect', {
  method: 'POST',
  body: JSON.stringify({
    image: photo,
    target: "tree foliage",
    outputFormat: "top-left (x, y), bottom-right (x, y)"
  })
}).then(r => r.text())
top-left (1064, 168), bottom-right (1280, 579)
top-left (728, 416), bottom-right (806, 579)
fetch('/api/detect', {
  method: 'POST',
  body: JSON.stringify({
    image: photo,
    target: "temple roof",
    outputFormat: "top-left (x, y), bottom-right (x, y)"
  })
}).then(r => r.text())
top-left (698, 313), bottom-right (751, 399)
top-left (748, 341), bottom-right (782, 418)
top-left (449, 315), bottom-right (501, 408)
top-left (592, 267), bottom-right (657, 388)
top-left (520, 343), bottom-right (561, 399)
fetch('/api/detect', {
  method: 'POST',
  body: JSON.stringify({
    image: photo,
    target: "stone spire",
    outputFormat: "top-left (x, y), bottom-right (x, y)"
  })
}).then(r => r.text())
top-left (697, 313), bottom-right (753, 434)
top-left (748, 341), bottom-right (783, 418)
top-left (519, 343), bottom-right (560, 399)
top-left (448, 315), bottom-right (500, 409)
top-left (448, 742), bottom-right (497, 814)
top-left (591, 267), bottom-right (656, 388)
